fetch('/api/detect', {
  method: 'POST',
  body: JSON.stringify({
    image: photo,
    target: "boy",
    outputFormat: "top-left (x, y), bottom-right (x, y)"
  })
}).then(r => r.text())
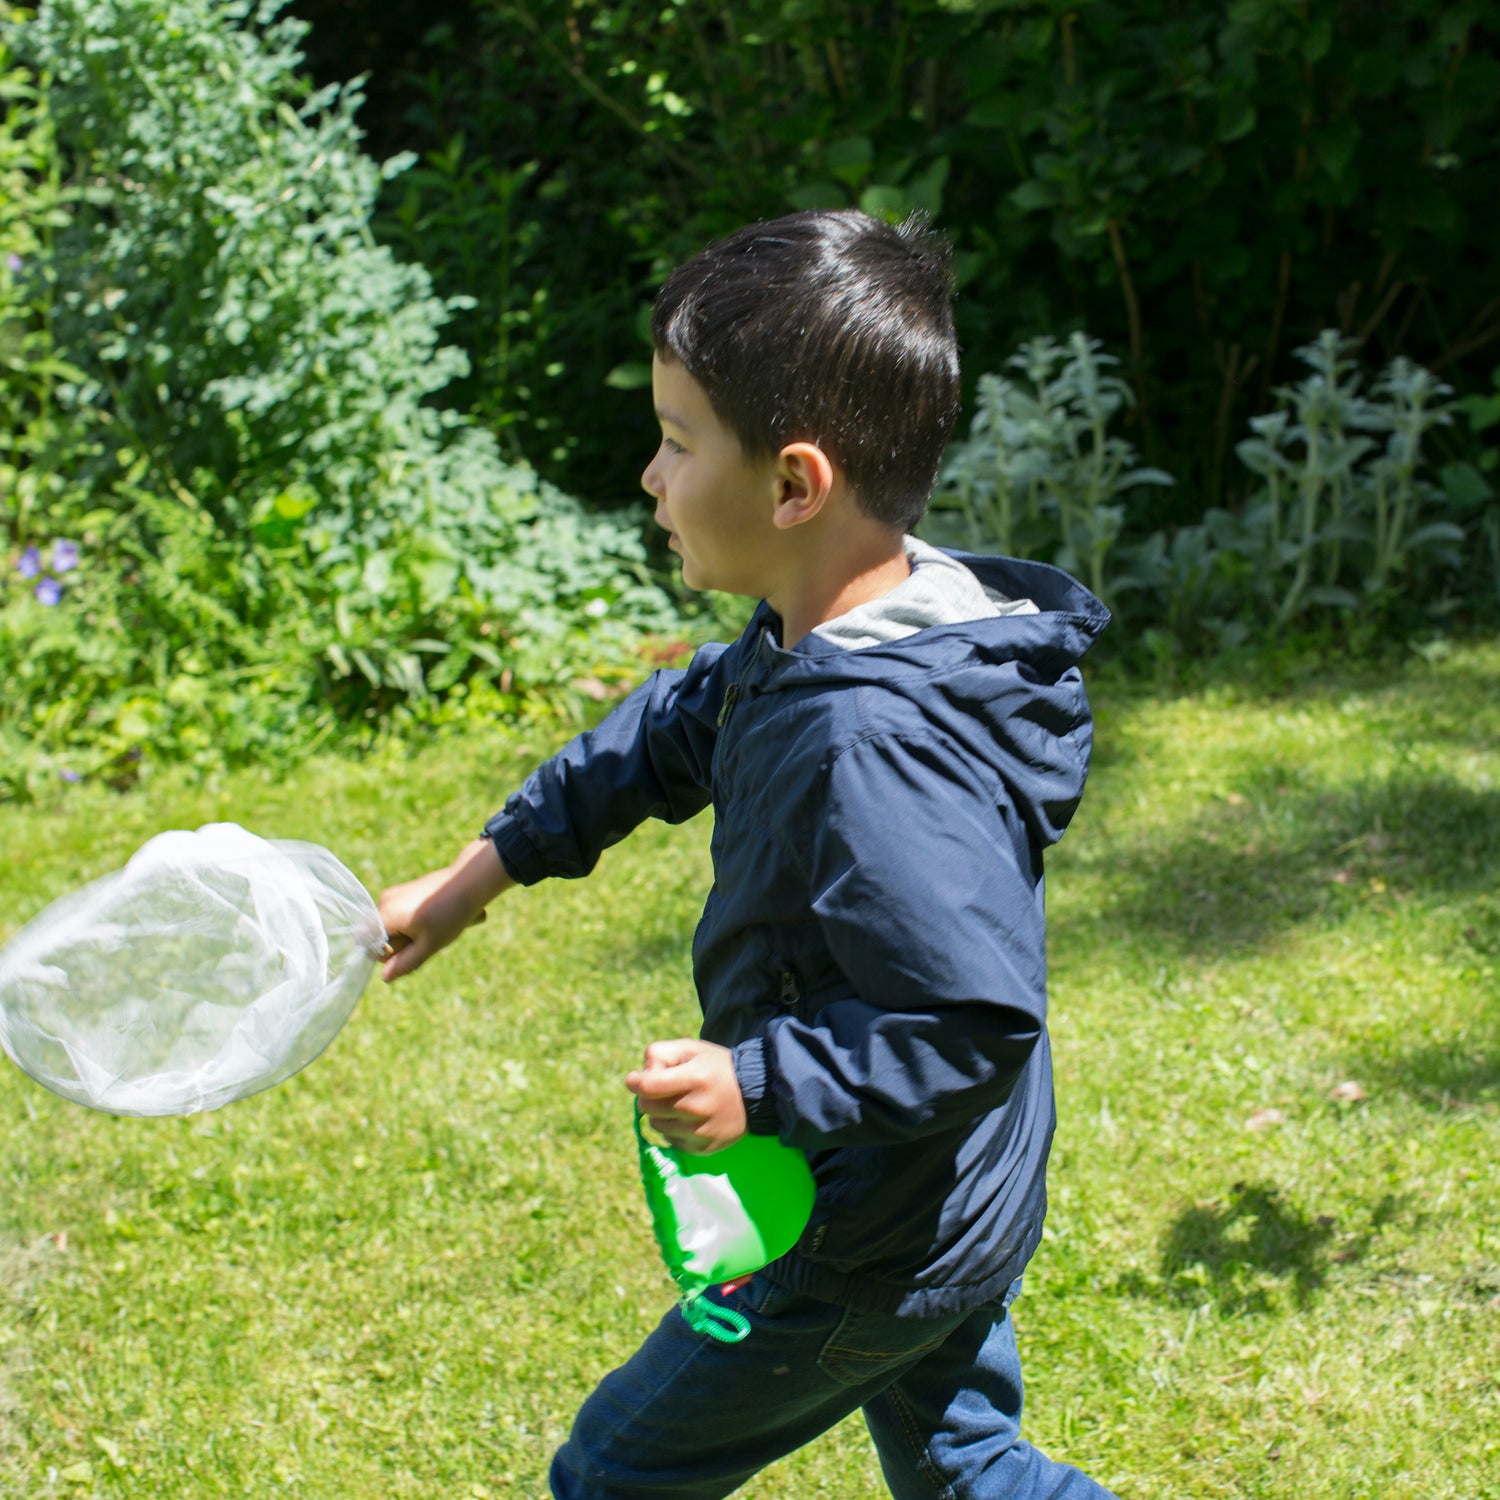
top-left (378, 209), bottom-right (1116, 1499)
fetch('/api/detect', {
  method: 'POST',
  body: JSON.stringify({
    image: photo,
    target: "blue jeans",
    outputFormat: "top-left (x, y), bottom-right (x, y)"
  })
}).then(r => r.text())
top-left (551, 1277), bottom-right (1116, 1499)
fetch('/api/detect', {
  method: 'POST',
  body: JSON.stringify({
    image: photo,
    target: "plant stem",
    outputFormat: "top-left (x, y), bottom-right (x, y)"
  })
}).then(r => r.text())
top-left (1276, 419), bottom-right (1321, 631)
top-left (1106, 217), bottom-right (1147, 418)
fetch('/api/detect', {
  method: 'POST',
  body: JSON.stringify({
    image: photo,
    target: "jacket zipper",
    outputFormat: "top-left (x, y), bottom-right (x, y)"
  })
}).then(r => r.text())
top-left (718, 636), bottom-right (766, 730)
top-left (777, 968), bottom-right (800, 1013)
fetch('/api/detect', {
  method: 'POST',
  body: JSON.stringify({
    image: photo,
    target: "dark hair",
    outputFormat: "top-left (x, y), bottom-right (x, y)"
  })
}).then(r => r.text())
top-left (651, 210), bottom-right (960, 532)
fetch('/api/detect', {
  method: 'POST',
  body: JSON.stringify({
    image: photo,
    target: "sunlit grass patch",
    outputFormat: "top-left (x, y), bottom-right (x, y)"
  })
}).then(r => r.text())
top-left (3, 642), bottom-right (1498, 1497)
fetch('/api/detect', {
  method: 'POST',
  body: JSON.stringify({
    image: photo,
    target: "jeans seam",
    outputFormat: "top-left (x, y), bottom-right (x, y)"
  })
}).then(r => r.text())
top-left (824, 1344), bottom-right (913, 1365)
top-left (885, 1380), bottom-right (957, 1500)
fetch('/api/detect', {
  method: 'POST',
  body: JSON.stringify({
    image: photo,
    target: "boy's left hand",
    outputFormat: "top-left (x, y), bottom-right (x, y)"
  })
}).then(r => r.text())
top-left (626, 1038), bottom-right (748, 1154)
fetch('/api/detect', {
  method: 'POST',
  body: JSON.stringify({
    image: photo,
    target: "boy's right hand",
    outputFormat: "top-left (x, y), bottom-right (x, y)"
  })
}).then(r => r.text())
top-left (377, 837), bottom-right (514, 982)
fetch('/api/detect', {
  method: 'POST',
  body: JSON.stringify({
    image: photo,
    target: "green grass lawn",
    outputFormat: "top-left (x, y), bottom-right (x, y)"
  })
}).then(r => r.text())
top-left (3, 640), bottom-right (1498, 1499)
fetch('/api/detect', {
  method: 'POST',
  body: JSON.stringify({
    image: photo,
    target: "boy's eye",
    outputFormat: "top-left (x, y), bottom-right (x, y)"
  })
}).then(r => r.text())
top-left (662, 436), bottom-right (685, 455)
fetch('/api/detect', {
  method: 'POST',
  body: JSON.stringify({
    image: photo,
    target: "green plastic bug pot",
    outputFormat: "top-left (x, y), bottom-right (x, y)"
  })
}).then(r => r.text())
top-left (634, 1104), bottom-right (816, 1342)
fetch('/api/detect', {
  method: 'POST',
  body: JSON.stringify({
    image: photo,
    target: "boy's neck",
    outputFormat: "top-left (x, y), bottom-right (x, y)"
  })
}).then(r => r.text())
top-left (768, 530), bottom-right (911, 650)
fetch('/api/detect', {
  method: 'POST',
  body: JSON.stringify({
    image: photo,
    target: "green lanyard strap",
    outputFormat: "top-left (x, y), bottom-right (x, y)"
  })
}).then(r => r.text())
top-left (679, 1293), bottom-right (751, 1344)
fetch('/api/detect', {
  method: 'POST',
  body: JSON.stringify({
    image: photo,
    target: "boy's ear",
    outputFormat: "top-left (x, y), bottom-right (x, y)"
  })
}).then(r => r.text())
top-left (772, 441), bottom-right (835, 530)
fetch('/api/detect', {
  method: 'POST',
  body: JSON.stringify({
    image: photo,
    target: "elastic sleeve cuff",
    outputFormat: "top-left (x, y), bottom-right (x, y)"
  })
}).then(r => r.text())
top-left (732, 1037), bottom-right (779, 1136)
top-left (481, 810), bottom-right (545, 887)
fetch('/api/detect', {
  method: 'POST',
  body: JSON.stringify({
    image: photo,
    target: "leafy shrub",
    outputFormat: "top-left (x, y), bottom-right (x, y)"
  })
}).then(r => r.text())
top-left (924, 332), bottom-right (1173, 600)
top-left (1227, 333), bottom-right (1465, 629)
top-left (0, 0), bottom-right (680, 800)
top-left (932, 330), bottom-right (1475, 656)
top-left (1, 2), bottom-right (90, 573)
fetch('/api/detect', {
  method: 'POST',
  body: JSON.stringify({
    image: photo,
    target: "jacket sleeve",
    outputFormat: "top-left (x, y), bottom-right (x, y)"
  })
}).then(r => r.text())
top-left (732, 730), bottom-right (1049, 1149)
top-left (483, 639), bottom-right (733, 884)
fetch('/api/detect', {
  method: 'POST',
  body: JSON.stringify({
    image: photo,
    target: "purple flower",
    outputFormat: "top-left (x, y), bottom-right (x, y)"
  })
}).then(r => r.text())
top-left (5, 253), bottom-right (20, 275)
top-left (59, 768), bottom-right (82, 783)
top-left (34, 576), bottom-right (62, 606)
top-left (17, 544), bottom-right (41, 579)
top-left (52, 539), bottom-right (79, 573)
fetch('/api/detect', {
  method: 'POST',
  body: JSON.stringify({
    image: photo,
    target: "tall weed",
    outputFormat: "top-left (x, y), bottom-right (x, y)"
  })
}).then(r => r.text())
top-left (1230, 332), bottom-right (1464, 629)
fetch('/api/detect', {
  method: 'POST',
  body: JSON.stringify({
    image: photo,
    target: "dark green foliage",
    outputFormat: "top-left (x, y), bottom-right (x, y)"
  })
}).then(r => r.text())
top-left (0, 0), bottom-right (680, 800)
top-left (1448, 369), bottom-right (1500, 604)
top-left (322, 0), bottom-right (1497, 513)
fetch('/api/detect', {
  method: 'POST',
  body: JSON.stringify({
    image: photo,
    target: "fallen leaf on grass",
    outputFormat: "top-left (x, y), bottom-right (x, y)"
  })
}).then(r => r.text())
top-left (1329, 1080), bottom-right (1367, 1103)
top-left (1246, 1108), bottom-right (1286, 1131)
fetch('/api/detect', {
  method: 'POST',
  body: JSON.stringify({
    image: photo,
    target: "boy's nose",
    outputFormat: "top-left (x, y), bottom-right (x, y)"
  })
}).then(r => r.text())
top-left (641, 448), bottom-right (665, 500)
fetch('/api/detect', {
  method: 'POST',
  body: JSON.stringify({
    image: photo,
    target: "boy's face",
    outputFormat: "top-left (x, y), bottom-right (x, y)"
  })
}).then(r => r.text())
top-left (642, 355), bottom-right (785, 597)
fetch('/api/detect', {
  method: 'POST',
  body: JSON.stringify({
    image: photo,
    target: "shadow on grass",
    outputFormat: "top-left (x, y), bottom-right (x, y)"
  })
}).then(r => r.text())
top-left (1338, 893), bottom-right (1500, 1112)
top-left (1117, 1182), bottom-right (1407, 1316)
top-left (1344, 1017), bottom-right (1500, 1115)
top-left (1067, 772), bottom-right (1500, 961)
top-left (1367, 1045), bottom-right (1500, 1112)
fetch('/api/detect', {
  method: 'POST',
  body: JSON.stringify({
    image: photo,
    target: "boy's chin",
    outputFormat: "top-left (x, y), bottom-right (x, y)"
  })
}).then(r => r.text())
top-left (678, 554), bottom-right (752, 598)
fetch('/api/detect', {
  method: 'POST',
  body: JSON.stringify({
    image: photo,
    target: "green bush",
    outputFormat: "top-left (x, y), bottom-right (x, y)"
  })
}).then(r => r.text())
top-left (0, 0), bottom-right (681, 801)
top-left (1227, 333), bottom-right (1466, 629)
top-left (320, 0), bottom-right (1497, 519)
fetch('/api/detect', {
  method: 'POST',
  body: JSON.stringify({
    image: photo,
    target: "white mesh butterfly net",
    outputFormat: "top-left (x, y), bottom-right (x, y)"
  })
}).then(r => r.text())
top-left (0, 823), bottom-right (386, 1116)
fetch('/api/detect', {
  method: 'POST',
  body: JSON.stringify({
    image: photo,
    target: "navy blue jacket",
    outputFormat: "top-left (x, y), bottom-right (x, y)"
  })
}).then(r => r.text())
top-left (486, 551), bottom-right (1109, 1315)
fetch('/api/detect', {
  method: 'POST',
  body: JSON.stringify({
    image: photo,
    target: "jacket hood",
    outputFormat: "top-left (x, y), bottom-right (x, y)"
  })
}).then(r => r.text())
top-left (744, 551), bottom-right (1110, 849)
